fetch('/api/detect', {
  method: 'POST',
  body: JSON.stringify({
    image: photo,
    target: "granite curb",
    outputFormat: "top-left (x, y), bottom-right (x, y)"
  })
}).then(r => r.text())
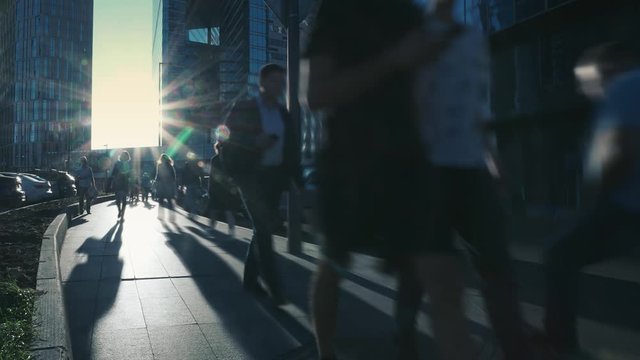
top-left (30, 195), bottom-right (115, 360)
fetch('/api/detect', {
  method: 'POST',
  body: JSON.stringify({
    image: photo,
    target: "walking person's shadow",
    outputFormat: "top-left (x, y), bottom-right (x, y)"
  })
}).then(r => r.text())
top-left (164, 226), bottom-right (313, 359)
top-left (63, 223), bottom-right (124, 359)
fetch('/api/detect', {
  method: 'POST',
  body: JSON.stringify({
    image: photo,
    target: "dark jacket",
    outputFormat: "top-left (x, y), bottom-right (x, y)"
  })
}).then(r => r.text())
top-left (111, 161), bottom-right (131, 192)
top-left (208, 154), bottom-right (242, 211)
top-left (222, 98), bottom-right (301, 185)
top-left (182, 161), bottom-right (202, 188)
top-left (155, 162), bottom-right (176, 198)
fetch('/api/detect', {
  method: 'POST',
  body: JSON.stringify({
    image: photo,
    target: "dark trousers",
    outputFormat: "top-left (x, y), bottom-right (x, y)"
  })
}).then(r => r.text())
top-left (158, 196), bottom-right (175, 210)
top-left (78, 186), bottom-right (91, 213)
top-left (544, 199), bottom-right (639, 350)
top-left (141, 187), bottom-right (150, 202)
top-left (238, 166), bottom-right (286, 296)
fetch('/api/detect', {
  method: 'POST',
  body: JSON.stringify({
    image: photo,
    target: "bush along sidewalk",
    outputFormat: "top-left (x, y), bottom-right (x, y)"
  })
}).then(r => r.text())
top-left (0, 280), bottom-right (37, 360)
top-left (0, 199), bottom-right (74, 359)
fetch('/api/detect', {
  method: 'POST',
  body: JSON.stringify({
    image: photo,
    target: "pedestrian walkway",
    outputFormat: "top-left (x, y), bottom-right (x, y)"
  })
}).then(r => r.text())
top-left (60, 200), bottom-right (640, 359)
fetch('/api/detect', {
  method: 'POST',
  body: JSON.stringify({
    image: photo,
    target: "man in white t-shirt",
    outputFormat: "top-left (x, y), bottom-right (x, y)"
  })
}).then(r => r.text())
top-left (222, 64), bottom-right (301, 306)
top-left (395, 1), bottom-right (532, 359)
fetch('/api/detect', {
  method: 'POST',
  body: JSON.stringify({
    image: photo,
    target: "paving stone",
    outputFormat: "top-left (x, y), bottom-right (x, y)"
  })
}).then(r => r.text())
top-left (140, 296), bottom-right (196, 327)
top-left (135, 278), bottom-right (178, 299)
top-left (96, 279), bottom-right (139, 299)
top-left (130, 252), bottom-right (169, 279)
top-left (200, 320), bottom-right (299, 360)
top-left (62, 255), bottom-right (104, 282)
top-left (93, 294), bottom-right (146, 332)
top-left (147, 324), bottom-right (216, 360)
top-left (100, 255), bottom-right (133, 280)
top-left (91, 328), bottom-right (153, 360)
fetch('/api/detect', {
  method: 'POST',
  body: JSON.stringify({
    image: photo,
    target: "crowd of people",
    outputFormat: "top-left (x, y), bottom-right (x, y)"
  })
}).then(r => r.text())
top-left (69, 0), bottom-right (640, 358)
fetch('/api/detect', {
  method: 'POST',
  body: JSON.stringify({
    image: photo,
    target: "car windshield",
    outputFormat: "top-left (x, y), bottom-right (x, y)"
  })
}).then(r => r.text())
top-left (23, 174), bottom-right (47, 182)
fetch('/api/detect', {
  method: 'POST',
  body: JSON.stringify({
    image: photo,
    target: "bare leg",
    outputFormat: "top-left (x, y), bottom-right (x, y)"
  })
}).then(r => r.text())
top-left (311, 261), bottom-right (341, 359)
top-left (413, 255), bottom-right (475, 360)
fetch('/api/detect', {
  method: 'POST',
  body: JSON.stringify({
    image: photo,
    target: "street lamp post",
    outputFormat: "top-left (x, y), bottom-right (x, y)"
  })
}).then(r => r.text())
top-left (286, 0), bottom-right (302, 254)
top-left (104, 144), bottom-right (109, 192)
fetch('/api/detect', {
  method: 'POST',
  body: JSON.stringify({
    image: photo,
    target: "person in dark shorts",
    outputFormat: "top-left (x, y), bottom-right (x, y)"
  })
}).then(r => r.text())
top-left (302, 1), bottom-right (471, 358)
top-left (389, 1), bottom-right (536, 359)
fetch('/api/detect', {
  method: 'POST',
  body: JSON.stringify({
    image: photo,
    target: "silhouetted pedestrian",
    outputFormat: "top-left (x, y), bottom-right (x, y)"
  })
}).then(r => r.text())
top-left (76, 156), bottom-right (96, 214)
top-left (110, 151), bottom-right (132, 221)
top-left (182, 153), bottom-right (204, 219)
top-left (155, 153), bottom-right (176, 222)
top-left (391, 1), bottom-right (534, 359)
top-left (141, 172), bottom-right (152, 203)
top-left (221, 63), bottom-right (301, 305)
top-left (543, 43), bottom-right (640, 359)
top-left (302, 1), bottom-right (466, 358)
top-left (208, 141), bottom-right (239, 236)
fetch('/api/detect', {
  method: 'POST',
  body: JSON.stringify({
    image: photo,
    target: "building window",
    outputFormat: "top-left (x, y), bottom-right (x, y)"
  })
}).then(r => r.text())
top-left (188, 27), bottom-right (220, 46)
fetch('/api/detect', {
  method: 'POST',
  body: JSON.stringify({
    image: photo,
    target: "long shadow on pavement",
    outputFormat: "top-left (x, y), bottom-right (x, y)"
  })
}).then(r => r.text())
top-left (164, 226), bottom-right (311, 359)
top-left (63, 222), bottom-right (124, 360)
top-left (182, 223), bottom-right (442, 359)
top-left (187, 218), bottom-right (640, 355)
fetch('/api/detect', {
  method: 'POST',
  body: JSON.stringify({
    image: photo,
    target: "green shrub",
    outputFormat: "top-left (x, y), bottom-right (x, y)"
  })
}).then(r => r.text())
top-left (0, 281), bottom-right (36, 360)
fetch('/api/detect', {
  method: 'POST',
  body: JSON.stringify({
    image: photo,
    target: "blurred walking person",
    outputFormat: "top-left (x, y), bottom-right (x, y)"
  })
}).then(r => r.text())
top-left (141, 172), bottom-right (152, 203)
top-left (542, 43), bottom-right (640, 359)
top-left (221, 64), bottom-right (301, 305)
top-left (390, 1), bottom-right (534, 359)
top-left (301, 1), bottom-right (475, 359)
top-left (208, 141), bottom-right (239, 237)
top-left (76, 156), bottom-right (96, 214)
top-left (156, 153), bottom-right (177, 222)
top-left (110, 151), bottom-right (132, 221)
top-left (182, 153), bottom-right (204, 219)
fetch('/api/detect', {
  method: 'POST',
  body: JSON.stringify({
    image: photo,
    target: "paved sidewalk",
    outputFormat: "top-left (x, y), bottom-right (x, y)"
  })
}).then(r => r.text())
top-left (60, 200), bottom-right (640, 360)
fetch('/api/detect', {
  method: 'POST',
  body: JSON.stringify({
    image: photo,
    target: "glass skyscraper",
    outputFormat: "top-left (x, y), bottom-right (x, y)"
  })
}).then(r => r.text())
top-left (153, 0), bottom-right (221, 162)
top-left (219, 0), bottom-right (287, 103)
top-left (0, 0), bottom-right (93, 171)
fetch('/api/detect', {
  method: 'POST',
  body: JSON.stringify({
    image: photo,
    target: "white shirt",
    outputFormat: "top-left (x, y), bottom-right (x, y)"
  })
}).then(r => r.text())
top-left (257, 95), bottom-right (285, 166)
top-left (415, 20), bottom-right (492, 167)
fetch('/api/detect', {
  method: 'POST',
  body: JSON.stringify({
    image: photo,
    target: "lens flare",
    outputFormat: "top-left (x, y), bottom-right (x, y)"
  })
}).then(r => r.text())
top-left (215, 125), bottom-right (230, 142)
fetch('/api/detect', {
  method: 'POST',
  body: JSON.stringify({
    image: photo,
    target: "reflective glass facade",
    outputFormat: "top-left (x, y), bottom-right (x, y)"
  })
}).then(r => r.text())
top-left (473, 0), bottom-right (640, 213)
top-left (0, 0), bottom-right (93, 170)
top-left (0, 1), bottom-right (17, 169)
top-left (219, 0), bottom-right (286, 103)
top-left (153, 0), bottom-right (220, 162)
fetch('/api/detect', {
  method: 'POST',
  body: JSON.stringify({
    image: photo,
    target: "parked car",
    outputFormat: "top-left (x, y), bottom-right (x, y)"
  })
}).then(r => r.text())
top-left (32, 169), bottom-right (77, 198)
top-left (0, 174), bottom-right (27, 209)
top-left (1, 172), bottom-right (54, 203)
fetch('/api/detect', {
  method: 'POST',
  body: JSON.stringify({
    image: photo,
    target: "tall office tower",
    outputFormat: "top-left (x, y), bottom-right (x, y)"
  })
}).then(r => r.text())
top-left (0, 0), bottom-right (93, 171)
top-left (153, 0), bottom-right (220, 162)
top-left (0, 1), bottom-right (17, 170)
top-left (219, 0), bottom-right (288, 105)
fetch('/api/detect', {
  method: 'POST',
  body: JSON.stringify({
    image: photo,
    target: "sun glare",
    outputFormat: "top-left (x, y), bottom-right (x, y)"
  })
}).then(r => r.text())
top-left (91, 0), bottom-right (158, 150)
